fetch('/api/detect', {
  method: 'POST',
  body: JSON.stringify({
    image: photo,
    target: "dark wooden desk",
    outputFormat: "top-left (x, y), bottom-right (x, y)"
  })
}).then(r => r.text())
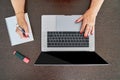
top-left (0, 0), bottom-right (120, 80)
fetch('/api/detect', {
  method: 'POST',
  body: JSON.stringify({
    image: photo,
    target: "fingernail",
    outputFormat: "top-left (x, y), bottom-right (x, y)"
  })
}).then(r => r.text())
top-left (75, 20), bottom-right (78, 22)
top-left (25, 33), bottom-right (29, 37)
top-left (25, 33), bottom-right (29, 35)
top-left (92, 32), bottom-right (94, 35)
top-left (80, 31), bottom-right (82, 34)
top-left (84, 35), bottom-right (88, 38)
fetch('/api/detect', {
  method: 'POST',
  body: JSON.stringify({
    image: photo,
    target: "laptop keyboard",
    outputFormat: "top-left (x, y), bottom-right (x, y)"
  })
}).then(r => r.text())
top-left (47, 32), bottom-right (89, 47)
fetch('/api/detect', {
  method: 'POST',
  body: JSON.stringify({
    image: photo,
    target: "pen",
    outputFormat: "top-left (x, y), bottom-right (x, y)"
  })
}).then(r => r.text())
top-left (16, 24), bottom-right (29, 37)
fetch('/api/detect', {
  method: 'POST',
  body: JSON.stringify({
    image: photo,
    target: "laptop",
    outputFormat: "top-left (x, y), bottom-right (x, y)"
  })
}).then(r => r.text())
top-left (34, 15), bottom-right (108, 65)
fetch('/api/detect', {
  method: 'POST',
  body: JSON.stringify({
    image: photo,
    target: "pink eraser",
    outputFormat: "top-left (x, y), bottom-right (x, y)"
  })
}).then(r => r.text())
top-left (13, 51), bottom-right (16, 55)
top-left (23, 57), bottom-right (30, 63)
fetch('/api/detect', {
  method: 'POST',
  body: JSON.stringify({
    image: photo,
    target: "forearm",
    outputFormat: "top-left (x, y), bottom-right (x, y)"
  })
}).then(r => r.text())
top-left (89, 0), bottom-right (104, 16)
top-left (10, 0), bottom-right (25, 14)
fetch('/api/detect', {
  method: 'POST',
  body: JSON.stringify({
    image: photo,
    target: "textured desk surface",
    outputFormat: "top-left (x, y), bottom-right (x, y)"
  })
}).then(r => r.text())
top-left (0, 0), bottom-right (120, 80)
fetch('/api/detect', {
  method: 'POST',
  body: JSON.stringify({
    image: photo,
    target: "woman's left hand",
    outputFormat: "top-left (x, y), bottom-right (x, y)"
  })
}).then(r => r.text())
top-left (76, 9), bottom-right (97, 38)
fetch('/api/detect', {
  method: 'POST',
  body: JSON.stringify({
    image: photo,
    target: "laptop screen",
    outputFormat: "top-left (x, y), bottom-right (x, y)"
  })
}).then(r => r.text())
top-left (35, 51), bottom-right (108, 65)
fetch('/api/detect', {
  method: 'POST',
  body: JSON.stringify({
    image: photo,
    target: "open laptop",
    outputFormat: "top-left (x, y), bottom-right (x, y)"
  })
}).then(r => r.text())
top-left (34, 15), bottom-right (108, 65)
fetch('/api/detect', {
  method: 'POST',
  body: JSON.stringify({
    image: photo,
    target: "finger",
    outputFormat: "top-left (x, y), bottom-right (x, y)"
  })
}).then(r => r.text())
top-left (84, 25), bottom-right (90, 38)
top-left (16, 15), bottom-right (29, 38)
top-left (18, 18), bottom-right (29, 36)
top-left (16, 27), bottom-right (25, 38)
top-left (91, 26), bottom-right (95, 35)
top-left (22, 23), bottom-right (29, 37)
top-left (80, 20), bottom-right (86, 33)
top-left (88, 26), bottom-right (93, 36)
top-left (21, 20), bottom-right (29, 32)
top-left (75, 16), bottom-right (83, 23)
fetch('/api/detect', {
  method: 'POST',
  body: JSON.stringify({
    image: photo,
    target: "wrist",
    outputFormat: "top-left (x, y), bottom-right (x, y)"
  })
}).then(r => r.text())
top-left (15, 11), bottom-right (24, 14)
top-left (16, 12), bottom-right (25, 18)
top-left (87, 8), bottom-right (98, 17)
top-left (15, 12), bottom-right (26, 26)
top-left (15, 11), bottom-right (24, 16)
top-left (15, 11), bottom-right (25, 17)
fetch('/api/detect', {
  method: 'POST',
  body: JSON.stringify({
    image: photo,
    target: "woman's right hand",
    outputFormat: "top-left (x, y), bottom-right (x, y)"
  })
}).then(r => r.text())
top-left (16, 13), bottom-right (29, 39)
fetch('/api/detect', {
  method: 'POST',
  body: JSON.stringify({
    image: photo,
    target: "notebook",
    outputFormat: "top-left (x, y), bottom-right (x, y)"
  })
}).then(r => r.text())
top-left (5, 13), bottom-right (34, 46)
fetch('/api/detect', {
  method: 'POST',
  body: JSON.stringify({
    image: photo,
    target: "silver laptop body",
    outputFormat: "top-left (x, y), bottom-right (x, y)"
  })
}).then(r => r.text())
top-left (41, 15), bottom-right (95, 52)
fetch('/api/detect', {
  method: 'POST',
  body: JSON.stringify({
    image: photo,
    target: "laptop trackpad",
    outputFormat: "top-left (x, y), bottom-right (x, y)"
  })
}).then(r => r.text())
top-left (56, 15), bottom-right (82, 31)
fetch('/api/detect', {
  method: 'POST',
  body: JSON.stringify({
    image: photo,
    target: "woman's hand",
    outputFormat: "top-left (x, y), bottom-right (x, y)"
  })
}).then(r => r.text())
top-left (16, 13), bottom-right (29, 38)
top-left (76, 9), bottom-right (97, 38)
